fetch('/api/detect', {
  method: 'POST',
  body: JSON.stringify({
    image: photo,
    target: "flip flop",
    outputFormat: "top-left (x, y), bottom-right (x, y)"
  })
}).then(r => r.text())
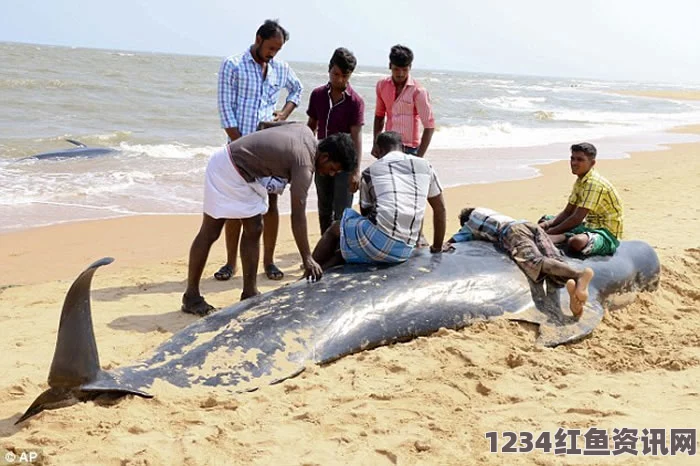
top-left (214, 264), bottom-right (233, 281)
top-left (181, 294), bottom-right (216, 317)
top-left (264, 263), bottom-right (284, 280)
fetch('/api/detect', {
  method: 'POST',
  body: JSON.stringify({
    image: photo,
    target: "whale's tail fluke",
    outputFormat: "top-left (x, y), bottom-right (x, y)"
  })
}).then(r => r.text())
top-left (16, 257), bottom-right (151, 424)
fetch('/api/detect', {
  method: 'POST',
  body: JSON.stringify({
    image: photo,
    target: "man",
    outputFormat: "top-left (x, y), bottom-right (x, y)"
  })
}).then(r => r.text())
top-left (216, 19), bottom-right (303, 282)
top-left (372, 44), bottom-right (435, 157)
top-left (539, 142), bottom-right (624, 257)
top-left (182, 124), bottom-right (356, 316)
top-left (307, 47), bottom-right (365, 234)
top-left (312, 131), bottom-right (447, 269)
top-left (449, 207), bottom-right (595, 318)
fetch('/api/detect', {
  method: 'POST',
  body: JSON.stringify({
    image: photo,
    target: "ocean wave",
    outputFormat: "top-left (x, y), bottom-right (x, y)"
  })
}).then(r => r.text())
top-left (351, 71), bottom-right (387, 78)
top-left (0, 78), bottom-right (106, 91)
top-left (119, 143), bottom-right (220, 159)
top-left (428, 115), bottom-right (700, 149)
top-left (533, 110), bottom-right (554, 121)
top-left (479, 96), bottom-right (547, 111)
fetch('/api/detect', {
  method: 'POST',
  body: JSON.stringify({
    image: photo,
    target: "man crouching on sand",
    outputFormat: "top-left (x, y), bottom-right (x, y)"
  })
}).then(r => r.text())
top-left (448, 207), bottom-right (594, 318)
top-left (182, 123), bottom-right (356, 316)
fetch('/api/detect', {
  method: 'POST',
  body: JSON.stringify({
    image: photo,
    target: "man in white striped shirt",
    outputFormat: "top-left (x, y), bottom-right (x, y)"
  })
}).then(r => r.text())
top-left (312, 131), bottom-right (448, 269)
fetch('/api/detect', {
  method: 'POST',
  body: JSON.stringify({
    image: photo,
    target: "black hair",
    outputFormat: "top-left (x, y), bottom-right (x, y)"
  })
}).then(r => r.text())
top-left (256, 19), bottom-right (289, 42)
top-left (570, 142), bottom-right (597, 159)
top-left (389, 44), bottom-right (414, 67)
top-left (329, 47), bottom-right (357, 74)
top-left (318, 133), bottom-right (357, 172)
top-left (458, 208), bottom-right (475, 226)
top-left (375, 131), bottom-right (403, 154)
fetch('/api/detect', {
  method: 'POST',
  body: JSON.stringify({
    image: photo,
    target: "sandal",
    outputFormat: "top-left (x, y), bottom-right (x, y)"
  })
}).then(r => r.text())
top-left (264, 263), bottom-right (284, 281)
top-left (214, 264), bottom-right (233, 281)
top-left (181, 294), bottom-right (216, 317)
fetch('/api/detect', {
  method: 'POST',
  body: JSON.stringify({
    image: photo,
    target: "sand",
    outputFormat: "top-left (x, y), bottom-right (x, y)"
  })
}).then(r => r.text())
top-left (1, 123), bottom-right (699, 463)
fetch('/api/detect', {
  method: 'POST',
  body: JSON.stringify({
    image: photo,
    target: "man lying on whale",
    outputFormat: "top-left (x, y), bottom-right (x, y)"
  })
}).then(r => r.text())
top-left (312, 130), bottom-right (450, 269)
top-left (448, 207), bottom-right (594, 318)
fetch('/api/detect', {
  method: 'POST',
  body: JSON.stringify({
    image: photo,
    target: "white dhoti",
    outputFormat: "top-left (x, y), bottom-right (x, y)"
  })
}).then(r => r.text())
top-left (203, 147), bottom-right (269, 219)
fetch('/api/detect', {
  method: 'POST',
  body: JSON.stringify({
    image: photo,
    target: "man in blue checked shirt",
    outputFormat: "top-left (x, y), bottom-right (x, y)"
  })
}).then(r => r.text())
top-left (214, 19), bottom-right (303, 283)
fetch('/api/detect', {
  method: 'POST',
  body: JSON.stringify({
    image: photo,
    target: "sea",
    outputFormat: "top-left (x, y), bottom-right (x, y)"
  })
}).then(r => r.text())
top-left (2, 41), bottom-right (700, 233)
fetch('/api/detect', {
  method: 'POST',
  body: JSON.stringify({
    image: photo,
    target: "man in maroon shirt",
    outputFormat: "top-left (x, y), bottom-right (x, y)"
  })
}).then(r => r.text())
top-left (306, 48), bottom-right (365, 234)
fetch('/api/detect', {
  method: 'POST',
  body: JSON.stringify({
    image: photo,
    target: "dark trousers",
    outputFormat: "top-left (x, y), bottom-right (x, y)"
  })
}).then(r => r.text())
top-left (316, 171), bottom-right (353, 234)
top-left (402, 145), bottom-right (419, 155)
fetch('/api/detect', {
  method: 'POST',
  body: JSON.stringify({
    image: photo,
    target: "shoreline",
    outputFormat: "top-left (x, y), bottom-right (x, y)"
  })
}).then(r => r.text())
top-left (3, 123), bottom-right (700, 237)
top-left (3, 123), bottom-right (700, 287)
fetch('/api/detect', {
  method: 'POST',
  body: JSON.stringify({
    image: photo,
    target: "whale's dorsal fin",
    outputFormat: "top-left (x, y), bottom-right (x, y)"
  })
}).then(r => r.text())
top-left (17, 257), bottom-right (154, 424)
top-left (65, 139), bottom-right (87, 148)
top-left (47, 257), bottom-right (114, 387)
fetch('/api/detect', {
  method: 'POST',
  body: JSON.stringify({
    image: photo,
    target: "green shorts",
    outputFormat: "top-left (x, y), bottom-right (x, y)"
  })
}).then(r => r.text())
top-left (566, 224), bottom-right (619, 256)
top-left (539, 215), bottom-right (620, 257)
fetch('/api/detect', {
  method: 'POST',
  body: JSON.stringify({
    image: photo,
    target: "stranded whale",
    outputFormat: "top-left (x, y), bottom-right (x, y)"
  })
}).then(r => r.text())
top-left (16, 240), bottom-right (660, 423)
top-left (20, 139), bottom-right (118, 160)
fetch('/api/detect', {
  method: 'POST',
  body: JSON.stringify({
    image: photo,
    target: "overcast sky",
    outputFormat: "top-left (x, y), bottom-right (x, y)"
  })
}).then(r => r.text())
top-left (2, 0), bottom-right (698, 83)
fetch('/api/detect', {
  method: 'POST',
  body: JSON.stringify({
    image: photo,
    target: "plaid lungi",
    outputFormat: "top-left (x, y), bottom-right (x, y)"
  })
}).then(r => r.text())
top-left (339, 208), bottom-right (414, 264)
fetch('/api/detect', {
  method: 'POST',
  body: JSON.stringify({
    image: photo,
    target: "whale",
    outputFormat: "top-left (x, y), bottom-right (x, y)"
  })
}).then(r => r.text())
top-left (15, 240), bottom-right (660, 424)
top-left (20, 139), bottom-right (118, 161)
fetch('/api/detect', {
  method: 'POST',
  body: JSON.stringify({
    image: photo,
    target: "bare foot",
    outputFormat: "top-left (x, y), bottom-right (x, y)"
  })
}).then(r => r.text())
top-left (576, 268), bottom-right (594, 301)
top-left (565, 279), bottom-right (582, 318)
top-left (566, 268), bottom-right (594, 319)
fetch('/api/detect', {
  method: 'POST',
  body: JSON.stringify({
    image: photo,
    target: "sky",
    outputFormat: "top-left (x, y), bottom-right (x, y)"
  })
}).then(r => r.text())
top-left (1, 0), bottom-right (699, 83)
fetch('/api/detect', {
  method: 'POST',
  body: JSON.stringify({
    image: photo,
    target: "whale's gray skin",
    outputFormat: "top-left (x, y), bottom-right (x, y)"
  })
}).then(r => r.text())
top-left (20, 139), bottom-right (118, 160)
top-left (16, 240), bottom-right (660, 423)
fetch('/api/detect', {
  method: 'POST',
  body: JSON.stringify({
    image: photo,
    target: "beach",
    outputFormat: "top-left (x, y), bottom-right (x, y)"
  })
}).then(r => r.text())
top-left (1, 112), bottom-right (699, 464)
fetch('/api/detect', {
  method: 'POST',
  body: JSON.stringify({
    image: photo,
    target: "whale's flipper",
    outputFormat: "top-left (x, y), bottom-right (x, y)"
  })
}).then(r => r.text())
top-left (505, 280), bottom-right (605, 347)
top-left (65, 139), bottom-right (87, 148)
top-left (16, 257), bottom-right (151, 424)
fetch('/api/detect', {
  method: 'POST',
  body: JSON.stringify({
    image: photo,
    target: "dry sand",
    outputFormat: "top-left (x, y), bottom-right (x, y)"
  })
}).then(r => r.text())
top-left (1, 124), bottom-right (699, 463)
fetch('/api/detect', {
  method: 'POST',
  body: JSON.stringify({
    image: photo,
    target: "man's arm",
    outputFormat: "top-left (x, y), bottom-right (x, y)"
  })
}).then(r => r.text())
top-left (372, 81), bottom-right (387, 156)
top-left (415, 88), bottom-right (435, 157)
top-left (540, 203), bottom-right (575, 230)
top-left (306, 117), bottom-right (318, 135)
top-left (290, 193), bottom-right (312, 261)
top-left (217, 58), bottom-right (241, 141)
top-left (427, 193), bottom-right (447, 252)
top-left (449, 224), bottom-right (474, 244)
top-left (274, 101), bottom-right (297, 121)
top-left (290, 173), bottom-right (323, 281)
top-left (372, 116), bottom-right (385, 156)
top-left (546, 205), bottom-right (589, 235)
top-left (416, 128), bottom-right (435, 158)
top-left (224, 128), bottom-right (242, 141)
top-left (349, 124), bottom-right (363, 192)
top-left (275, 65), bottom-right (303, 121)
